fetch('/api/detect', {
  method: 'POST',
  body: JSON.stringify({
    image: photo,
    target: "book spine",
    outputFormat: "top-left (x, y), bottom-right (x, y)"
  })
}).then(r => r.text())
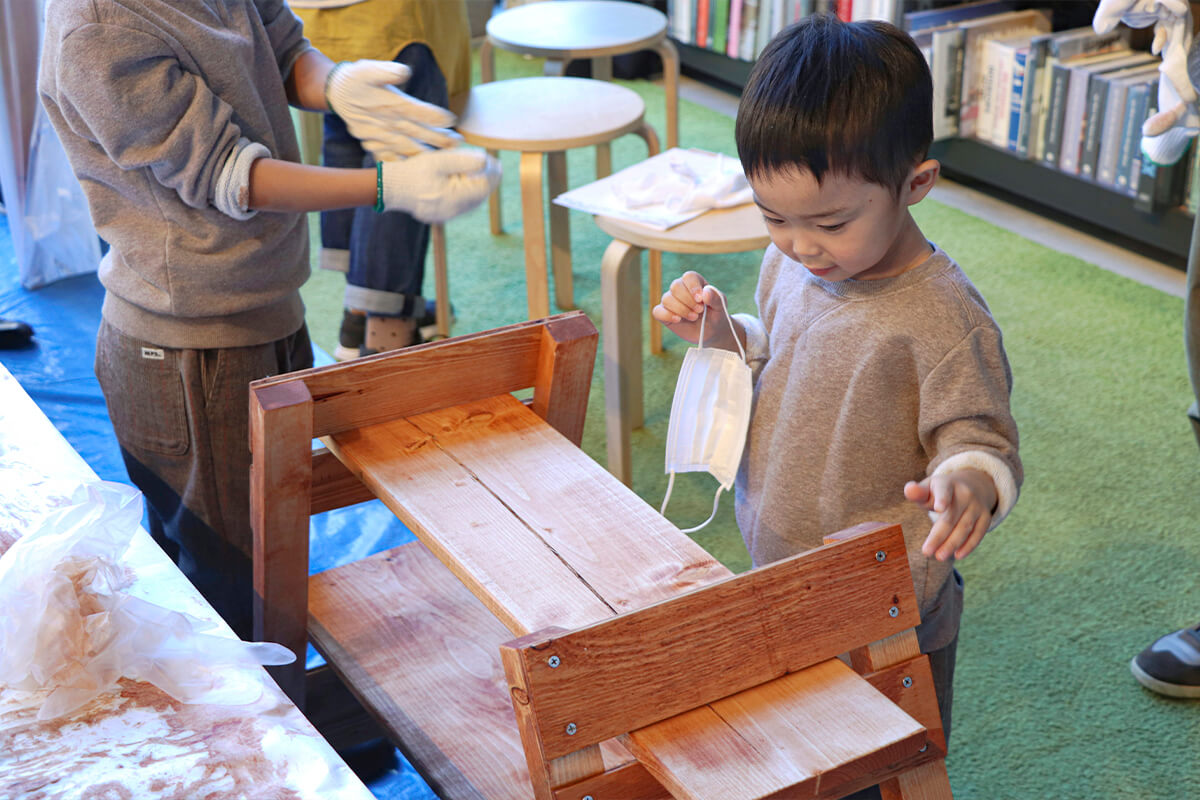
top-left (1058, 67), bottom-right (1091, 174)
top-left (714, 0), bottom-right (729, 54)
top-left (1079, 74), bottom-right (1110, 179)
top-left (1095, 81), bottom-right (1128, 187)
top-left (1134, 88), bottom-right (1163, 211)
top-left (990, 43), bottom-right (1015, 147)
top-left (1040, 62), bottom-right (1070, 167)
top-left (739, 0), bottom-right (758, 60)
top-left (696, 0), bottom-right (709, 49)
top-left (728, 0), bottom-right (744, 58)
top-left (977, 42), bottom-right (999, 143)
top-left (1117, 81), bottom-right (1150, 194)
top-left (1009, 48), bottom-right (1028, 152)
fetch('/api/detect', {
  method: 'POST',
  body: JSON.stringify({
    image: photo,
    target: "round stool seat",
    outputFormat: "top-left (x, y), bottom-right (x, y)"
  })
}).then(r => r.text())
top-left (486, 0), bottom-right (667, 59)
top-left (455, 77), bottom-right (646, 152)
top-left (595, 203), bottom-right (770, 254)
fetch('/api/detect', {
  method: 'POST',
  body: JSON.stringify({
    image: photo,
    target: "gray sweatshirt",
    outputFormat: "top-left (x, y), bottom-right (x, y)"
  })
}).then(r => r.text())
top-left (39, 0), bottom-right (314, 349)
top-left (735, 244), bottom-right (1022, 650)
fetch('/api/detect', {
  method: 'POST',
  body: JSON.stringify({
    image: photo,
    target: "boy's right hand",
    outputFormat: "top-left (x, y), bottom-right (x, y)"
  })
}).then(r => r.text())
top-left (653, 271), bottom-right (733, 347)
top-left (381, 150), bottom-right (501, 223)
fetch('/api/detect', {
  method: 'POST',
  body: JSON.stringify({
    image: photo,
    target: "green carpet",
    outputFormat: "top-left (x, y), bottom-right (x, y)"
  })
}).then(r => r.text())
top-left (300, 48), bottom-right (1200, 800)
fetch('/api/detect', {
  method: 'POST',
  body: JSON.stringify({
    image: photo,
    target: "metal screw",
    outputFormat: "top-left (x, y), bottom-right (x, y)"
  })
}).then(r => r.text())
top-left (902, 676), bottom-right (913, 688)
top-left (875, 550), bottom-right (886, 562)
top-left (583, 796), bottom-right (594, 800)
top-left (566, 722), bottom-right (577, 735)
top-left (888, 606), bottom-right (899, 617)
top-left (547, 656), bottom-right (561, 668)
top-left (920, 744), bottom-right (928, 753)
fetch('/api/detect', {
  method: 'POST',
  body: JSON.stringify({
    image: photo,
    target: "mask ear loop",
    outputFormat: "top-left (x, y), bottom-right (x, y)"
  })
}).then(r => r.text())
top-left (659, 293), bottom-right (746, 532)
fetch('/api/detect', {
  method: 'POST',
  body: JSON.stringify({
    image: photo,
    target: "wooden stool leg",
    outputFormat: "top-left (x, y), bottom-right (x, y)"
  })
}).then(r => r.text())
top-left (593, 57), bottom-right (615, 180)
top-left (648, 249), bottom-right (663, 355)
top-left (431, 223), bottom-right (451, 339)
top-left (879, 759), bottom-right (954, 800)
top-left (487, 148), bottom-right (503, 236)
top-left (480, 37), bottom-right (495, 84)
top-left (601, 238), bottom-right (645, 486)
top-left (635, 120), bottom-right (661, 157)
top-left (519, 151), bottom-right (551, 319)
top-left (547, 150), bottom-right (573, 311)
top-left (654, 38), bottom-right (681, 150)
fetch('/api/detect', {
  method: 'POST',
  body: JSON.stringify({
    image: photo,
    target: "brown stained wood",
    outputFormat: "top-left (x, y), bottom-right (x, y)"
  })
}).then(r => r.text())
top-left (503, 524), bottom-right (916, 759)
top-left (310, 447), bottom-right (375, 514)
top-left (325, 413), bottom-right (612, 637)
top-left (251, 312), bottom-right (593, 438)
top-left (863, 657), bottom-right (947, 758)
top-left (849, 629), bottom-right (923, 675)
top-left (409, 394), bottom-right (729, 619)
top-left (878, 760), bottom-right (954, 800)
top-left (249, 380), bottom-right (314, 704)
top-left (308, 542), bottom-right (525, 800)
top-left (624, 660), bottom-right (925, 800)
top-left (553, 761), bottom-right (673, 800)
top-left (531, 314), bottom-right (598, 447)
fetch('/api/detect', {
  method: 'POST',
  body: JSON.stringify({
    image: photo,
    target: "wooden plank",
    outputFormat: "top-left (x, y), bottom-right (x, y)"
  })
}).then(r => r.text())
top-left (501, 524), bottom-right (917, 758)
top-left (249, 380), bottom-right (314, 704)
top-left (407, 393), bottom-right (729, 616)
top-left (325, 410), bottom-right (611, 637)
top-left (251, 312), bottom-right (594, 438)
top-left (553, 761), bottom-right (672, 800)
top-left (308, 542), bottom-right (527, 800)
top-left (624, 659), bottom-right (926, 800)
top-left (311, 447), bottom-right (375, 514)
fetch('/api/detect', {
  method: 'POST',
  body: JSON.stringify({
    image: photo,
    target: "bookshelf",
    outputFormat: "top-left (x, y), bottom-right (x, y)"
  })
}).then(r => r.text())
top-left (669, 1), bottom-right (1194, 261)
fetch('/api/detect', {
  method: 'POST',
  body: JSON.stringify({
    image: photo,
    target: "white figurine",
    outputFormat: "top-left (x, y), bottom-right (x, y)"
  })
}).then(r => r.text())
top-left (1094, 0), bottom-right (1198, 164)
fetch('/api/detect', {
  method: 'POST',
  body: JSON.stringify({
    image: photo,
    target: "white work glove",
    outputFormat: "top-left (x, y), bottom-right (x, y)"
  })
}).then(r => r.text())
top-left (380, 149), bottom-right (501, 223)
top-left (326, 60), bottom-right (461, 160)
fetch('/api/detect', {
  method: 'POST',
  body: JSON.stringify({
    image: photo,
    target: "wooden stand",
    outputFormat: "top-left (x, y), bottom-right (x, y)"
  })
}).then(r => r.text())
top-left (249, 312), bottom-right (953, 799)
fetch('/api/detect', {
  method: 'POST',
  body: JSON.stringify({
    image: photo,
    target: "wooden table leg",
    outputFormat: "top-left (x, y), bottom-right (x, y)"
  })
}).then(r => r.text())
top-left (480, 39), bottom-right (503, 235)
top-left (547, 150), bottom-right (574, 311)
top-left (655, 38), bottom-right (680, 150)
top-left (601, 238), bottom-right (645, 487)
top-left (520, 151), bottom-right (551, 320)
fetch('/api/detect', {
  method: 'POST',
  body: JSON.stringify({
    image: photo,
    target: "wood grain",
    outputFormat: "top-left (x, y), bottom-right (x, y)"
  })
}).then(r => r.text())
top-left (502, 524), bottom-right (917, 759)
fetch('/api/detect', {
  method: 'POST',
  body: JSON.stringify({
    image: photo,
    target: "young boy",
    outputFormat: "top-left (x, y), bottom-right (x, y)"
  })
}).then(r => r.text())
top-left (38, 0), bottom-right (498, 640)
top-left (655, 14), bottom-right (1022, 746)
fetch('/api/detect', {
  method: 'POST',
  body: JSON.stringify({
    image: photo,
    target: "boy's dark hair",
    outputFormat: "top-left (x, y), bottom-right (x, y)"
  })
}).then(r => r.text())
top-left (735, 14), bottom-right (933, 193)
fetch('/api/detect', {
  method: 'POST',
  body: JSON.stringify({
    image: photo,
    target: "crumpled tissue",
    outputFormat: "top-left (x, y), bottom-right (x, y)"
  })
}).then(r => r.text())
top-left (0, 480), bottom-right (295, 720)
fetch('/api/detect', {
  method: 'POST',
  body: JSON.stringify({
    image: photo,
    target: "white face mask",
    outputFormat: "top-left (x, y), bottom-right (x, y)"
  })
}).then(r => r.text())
top-left (660, 294), bottom-right (753, 533)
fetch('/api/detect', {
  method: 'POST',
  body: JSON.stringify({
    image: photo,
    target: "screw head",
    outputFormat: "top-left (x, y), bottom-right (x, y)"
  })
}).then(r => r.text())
top-left (902, 676), bottom-right (913, 688)
top-left (566, 722), bottom-right (577, 735)
top-left (888, 606), bottom-right (899, 618)
top-left (547, 655), bottom-right (561, 668)
top-left (875, 550), bottom-right (886, 562)
top-left (583, 796), bottom-right (594, 800)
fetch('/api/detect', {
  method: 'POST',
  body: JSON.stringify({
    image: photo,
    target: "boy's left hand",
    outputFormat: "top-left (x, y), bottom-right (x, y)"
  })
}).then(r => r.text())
top-left (904, 468), bottom-right (997, 562)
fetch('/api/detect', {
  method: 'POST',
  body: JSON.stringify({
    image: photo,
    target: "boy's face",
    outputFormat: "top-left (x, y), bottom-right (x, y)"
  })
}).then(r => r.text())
top-left (748, 162), bottom-right (938, 282)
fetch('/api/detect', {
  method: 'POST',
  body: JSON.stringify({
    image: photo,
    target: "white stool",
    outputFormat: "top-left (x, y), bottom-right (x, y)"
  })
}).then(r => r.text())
top-left (447, 76), bottom-right (659, 321)
top-left (595, 203), bottom-right (770, 486)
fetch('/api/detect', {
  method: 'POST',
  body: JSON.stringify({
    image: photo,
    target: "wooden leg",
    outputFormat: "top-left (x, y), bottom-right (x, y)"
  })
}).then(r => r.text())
top-left (635, 120), bottom-right (661, 158)
top-left (593, 56), bottom-right (614, 179)
top-left (431, 223), bottom-right (451, 339)
top-left (547, 150), bottom-right (573, 311)
top-left (600, 238), bottom-right (645, 487)
top-left (654, 38), bottom-right (681, 150)
top-left (248, 380), bottom-right (315, 707)
top-left (488, 147), bottom-right (503, 235)
top-left (878, 759), bottom-right (954, 800)
top-left (480, 38), bottom-right (495, 84)
top-left (649, 249), bottom-right (663, 355)
top-left (520, 151), bottom-right (551, 320)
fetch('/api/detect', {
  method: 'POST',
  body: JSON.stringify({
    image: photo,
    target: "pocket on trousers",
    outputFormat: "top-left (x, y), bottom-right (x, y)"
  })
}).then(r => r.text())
top-left (95, 325), bottom-right (190, 457)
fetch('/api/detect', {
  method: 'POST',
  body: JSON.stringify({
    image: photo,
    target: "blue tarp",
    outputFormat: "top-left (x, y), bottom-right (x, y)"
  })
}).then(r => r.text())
top-left (0, 211), bottom-right (437, 799)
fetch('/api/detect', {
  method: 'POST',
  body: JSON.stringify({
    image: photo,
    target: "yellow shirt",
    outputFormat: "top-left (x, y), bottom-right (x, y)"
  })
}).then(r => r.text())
top-left (294, 0), bottom-right (470, 97)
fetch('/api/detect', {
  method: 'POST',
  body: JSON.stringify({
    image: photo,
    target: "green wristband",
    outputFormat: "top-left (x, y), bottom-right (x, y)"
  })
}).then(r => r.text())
top-left (374, 162), bottom-right (385, 213)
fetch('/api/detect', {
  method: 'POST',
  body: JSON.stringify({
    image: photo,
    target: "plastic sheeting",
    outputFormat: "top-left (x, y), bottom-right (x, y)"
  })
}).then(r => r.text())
top-left (0, 213), bottom-right (437, 799)
top-left (0, 0), bottom-right (102, 289)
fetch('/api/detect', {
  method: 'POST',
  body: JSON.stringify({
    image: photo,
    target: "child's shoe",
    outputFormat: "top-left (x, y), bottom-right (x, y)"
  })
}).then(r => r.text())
top-left (1130, 624), bottom-right (1200, 697)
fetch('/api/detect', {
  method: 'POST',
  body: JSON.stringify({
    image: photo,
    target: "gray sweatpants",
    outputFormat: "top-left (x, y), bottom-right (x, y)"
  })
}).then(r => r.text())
top-left (95, 318), bottom-right (313, 638)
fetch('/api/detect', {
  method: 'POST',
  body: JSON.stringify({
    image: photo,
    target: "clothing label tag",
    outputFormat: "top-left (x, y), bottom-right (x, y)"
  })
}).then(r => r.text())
top-left (140, 347), bottom-right (165, 360)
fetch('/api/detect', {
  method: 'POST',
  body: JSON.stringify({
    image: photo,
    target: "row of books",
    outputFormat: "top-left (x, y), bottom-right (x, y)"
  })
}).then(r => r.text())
top-left (920, 4), bottom-right (1190, 212)
top-left (666, 0), bottom-right (902, 62)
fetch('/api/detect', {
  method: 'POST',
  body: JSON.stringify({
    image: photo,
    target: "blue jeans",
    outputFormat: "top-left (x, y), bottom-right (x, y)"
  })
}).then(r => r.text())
top-left (320, 42), bottom-right (448, 318)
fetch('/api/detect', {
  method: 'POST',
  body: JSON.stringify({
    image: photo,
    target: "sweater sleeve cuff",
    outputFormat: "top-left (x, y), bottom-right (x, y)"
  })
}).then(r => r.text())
top-left (213, 138), bottom-right (270, 220)
top-left (930, 450), bottom-right (1020, 531)
top-left (732, 313), bottom-right (769, 378)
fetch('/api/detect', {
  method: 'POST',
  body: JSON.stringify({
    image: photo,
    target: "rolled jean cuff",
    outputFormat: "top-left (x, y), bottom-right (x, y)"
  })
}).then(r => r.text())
top-left (343, 284), bottom-right (427, 317)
